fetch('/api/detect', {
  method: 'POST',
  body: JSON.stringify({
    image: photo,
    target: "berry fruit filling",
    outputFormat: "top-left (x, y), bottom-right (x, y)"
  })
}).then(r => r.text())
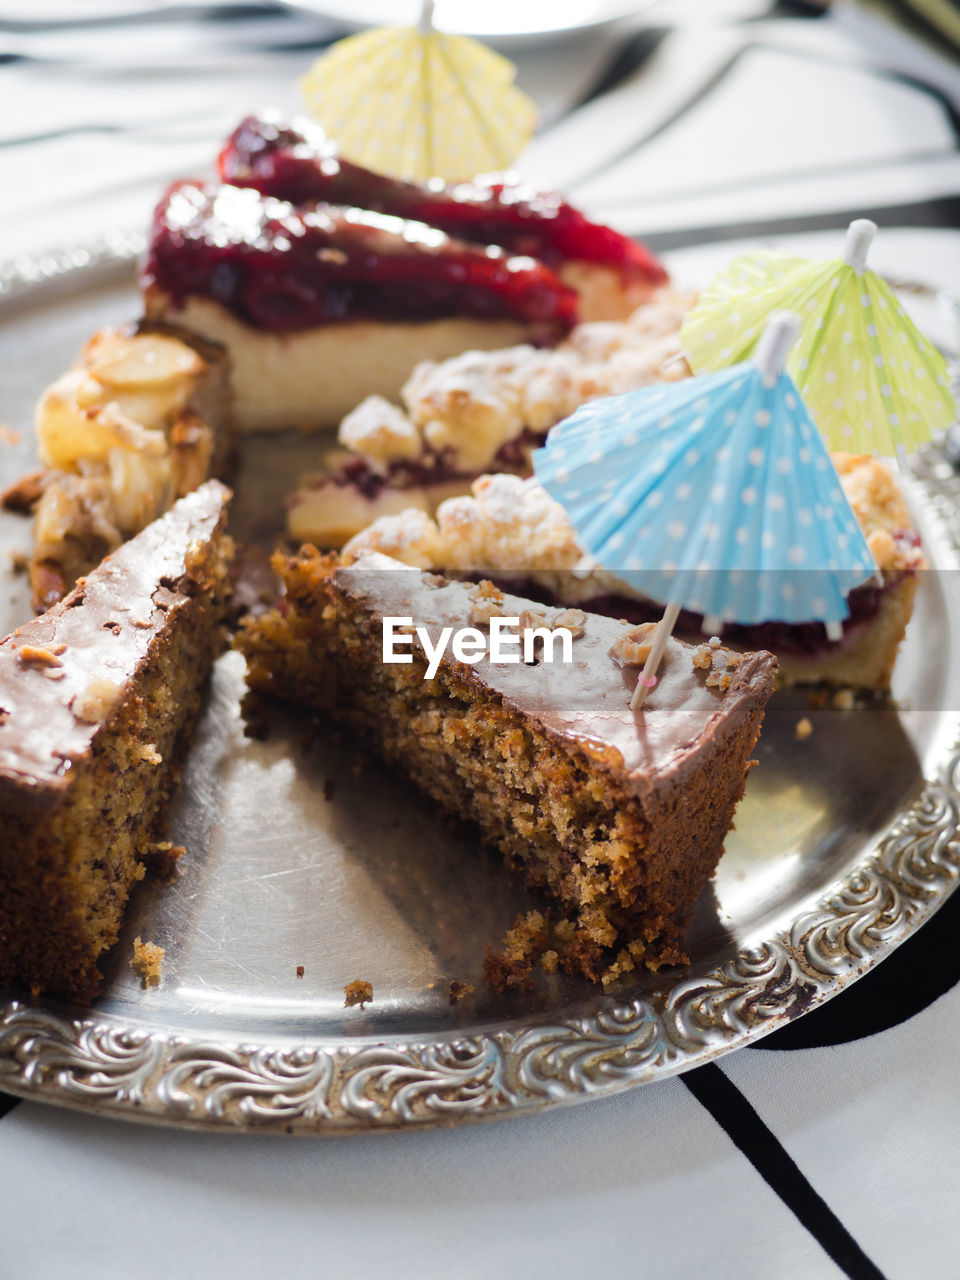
top-left (218, 114), bottom-right (667, 287)
top-left (144, 181), bottom-right (579, 338)
top-left (298, 427), bottom-right (545, 503)
top-left (512, 573), bottom-right (913, 658)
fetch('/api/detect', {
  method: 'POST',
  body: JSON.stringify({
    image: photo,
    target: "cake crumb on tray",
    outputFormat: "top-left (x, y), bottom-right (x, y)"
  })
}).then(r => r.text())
top-left (344, 979), bottom-right (373, 1008)
top-left (131, 937), bottom-right (164, 987)
top-left (144, 842), bottom-right (186, 879)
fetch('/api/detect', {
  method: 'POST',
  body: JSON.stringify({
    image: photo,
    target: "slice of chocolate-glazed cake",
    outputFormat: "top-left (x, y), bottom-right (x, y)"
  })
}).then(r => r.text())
top-left (238, 549), bottom-right (777, 984)
top-left (0, 481), bottom-right (233, 1002)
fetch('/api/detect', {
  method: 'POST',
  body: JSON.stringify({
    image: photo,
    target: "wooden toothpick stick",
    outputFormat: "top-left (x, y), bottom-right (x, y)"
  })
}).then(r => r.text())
top-left (631, 601), bottom-right (681, 710)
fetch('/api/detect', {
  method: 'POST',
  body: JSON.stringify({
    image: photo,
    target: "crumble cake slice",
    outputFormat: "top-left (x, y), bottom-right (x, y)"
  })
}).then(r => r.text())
top-left (6, 321), bottom-right (233, 613)
top-left (0, 481), bottom-right (233, 1002)
top-left (342, 461), bottom-right (923, 692)
top-left (287, 289), bottom-right (694, 546)
top-left (238, 549), bottom-right (776, 983)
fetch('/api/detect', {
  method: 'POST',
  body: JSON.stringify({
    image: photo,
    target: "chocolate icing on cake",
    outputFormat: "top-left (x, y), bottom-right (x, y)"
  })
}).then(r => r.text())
top-left (0, 481), bottom-right (231, 802)
top-left (339, 553), bottom-right (777, 801)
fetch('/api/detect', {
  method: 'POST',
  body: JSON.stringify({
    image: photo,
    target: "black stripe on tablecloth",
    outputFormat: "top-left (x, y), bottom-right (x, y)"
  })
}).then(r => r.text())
top-left (0, 4), bottom-right (288, 33)
top-left (562, 44), bottom-right (748, 193)
top-left (562, 38), bottom-right (960, 197)
top-left (0, 1091), bottom-right (20, 1119)
top-left (568, 27), bottom-right (670, 114)
top-left (683, 1063), bottom-right (887, 1280)
top-left (887, 0), bottom-right (960, 53)
top-left (567, 0), bottom-right (830, 119)
top-left (755, 0), bottom-right (834, 16)
top-left (601, 144), bottom-right (958, 215)
top-left (631, 193), bottom-right (960, 252)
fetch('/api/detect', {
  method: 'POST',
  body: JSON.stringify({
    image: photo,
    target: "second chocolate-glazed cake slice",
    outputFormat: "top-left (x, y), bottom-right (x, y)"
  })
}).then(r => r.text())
top-left (238, 549), bottom-right (777, 984)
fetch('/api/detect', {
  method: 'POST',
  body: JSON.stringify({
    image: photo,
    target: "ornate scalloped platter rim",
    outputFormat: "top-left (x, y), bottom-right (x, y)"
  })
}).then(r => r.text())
top-left (1, 239), bottom-right (959, 1135)
top-left (3, 872), bottom-right (960, 1136)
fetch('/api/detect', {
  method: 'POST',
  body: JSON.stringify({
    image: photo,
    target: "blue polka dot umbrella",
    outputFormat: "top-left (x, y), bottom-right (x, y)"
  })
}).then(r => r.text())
top-left (533, 312), bottom-right (878, 707)
top-left (681, 220), bottom-right (956, 459)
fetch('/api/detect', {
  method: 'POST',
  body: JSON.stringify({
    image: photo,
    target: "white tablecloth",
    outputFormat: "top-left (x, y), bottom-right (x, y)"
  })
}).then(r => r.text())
top-left (2, 4), bottom-right (960, 1277)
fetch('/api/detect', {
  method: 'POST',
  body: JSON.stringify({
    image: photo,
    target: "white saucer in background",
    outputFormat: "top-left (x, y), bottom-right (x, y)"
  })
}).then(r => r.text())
top-left (275, 0), bottom-right (660, 42)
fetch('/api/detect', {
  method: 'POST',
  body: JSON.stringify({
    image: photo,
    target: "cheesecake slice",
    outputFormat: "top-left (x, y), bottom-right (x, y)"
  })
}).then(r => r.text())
top-left (342, 464), bottom-right (923, 693)
top-left (0, 481), bottom-right (233, 1002)
top-left (143, 180), bottom-right (580, 433)
top-left (238, 549), bottom-right (776, 983)
top-left (286, 289), bottom-right (693, 547)
top-left (143, 115), bottom-right (668, 434)
top-left (16, 322), bottom-right (232, 612)
top-left (218, 113), bottom-right (668, 323)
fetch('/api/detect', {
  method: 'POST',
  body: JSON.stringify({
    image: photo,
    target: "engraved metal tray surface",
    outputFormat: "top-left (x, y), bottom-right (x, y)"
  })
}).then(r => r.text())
top-left (1, 235), bottom-right (960, 1134)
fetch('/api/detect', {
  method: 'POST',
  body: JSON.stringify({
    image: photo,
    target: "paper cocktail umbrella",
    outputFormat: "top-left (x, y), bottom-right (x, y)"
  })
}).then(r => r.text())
top-left (681, 220), bottom-right (955, 458)
top-left (533, 313), bottom-right (877, 708)
top-left (300, 1), bottom-right (537, 183)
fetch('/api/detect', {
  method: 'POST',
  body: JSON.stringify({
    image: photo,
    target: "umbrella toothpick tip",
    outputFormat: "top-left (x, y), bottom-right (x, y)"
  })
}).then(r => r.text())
top-left (753, 312), bottom-right (800, 381)
top-left (844, 219), bottom-right (877, 273)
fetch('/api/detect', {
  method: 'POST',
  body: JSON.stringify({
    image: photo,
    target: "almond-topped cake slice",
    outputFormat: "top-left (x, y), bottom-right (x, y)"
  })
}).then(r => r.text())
top-left (238, 549), bottom-right (776, 984)
top-left (343, 463), bottom-right (923, 693)
top-left (286, 289), bottom-right (693, 547)
top-left (7, 321), bottom-right (233, 612)
top-left (0, 481), bottom-right (233, 1002)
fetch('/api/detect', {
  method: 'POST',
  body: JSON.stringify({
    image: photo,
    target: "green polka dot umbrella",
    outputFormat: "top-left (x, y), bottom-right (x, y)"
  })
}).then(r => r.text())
top-left (681, 220), bottom-right (956, 458)
top-left (300, 1), bottom-right (537, 183)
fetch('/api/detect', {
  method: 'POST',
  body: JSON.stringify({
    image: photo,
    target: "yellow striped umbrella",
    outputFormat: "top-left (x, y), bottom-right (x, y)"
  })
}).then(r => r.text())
top-left (300, 1), bottom-right (537, 182)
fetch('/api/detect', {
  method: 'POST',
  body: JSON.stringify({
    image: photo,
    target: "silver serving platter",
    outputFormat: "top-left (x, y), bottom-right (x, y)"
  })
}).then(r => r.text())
top-left (1, 239), bottom-right (960, 1135)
